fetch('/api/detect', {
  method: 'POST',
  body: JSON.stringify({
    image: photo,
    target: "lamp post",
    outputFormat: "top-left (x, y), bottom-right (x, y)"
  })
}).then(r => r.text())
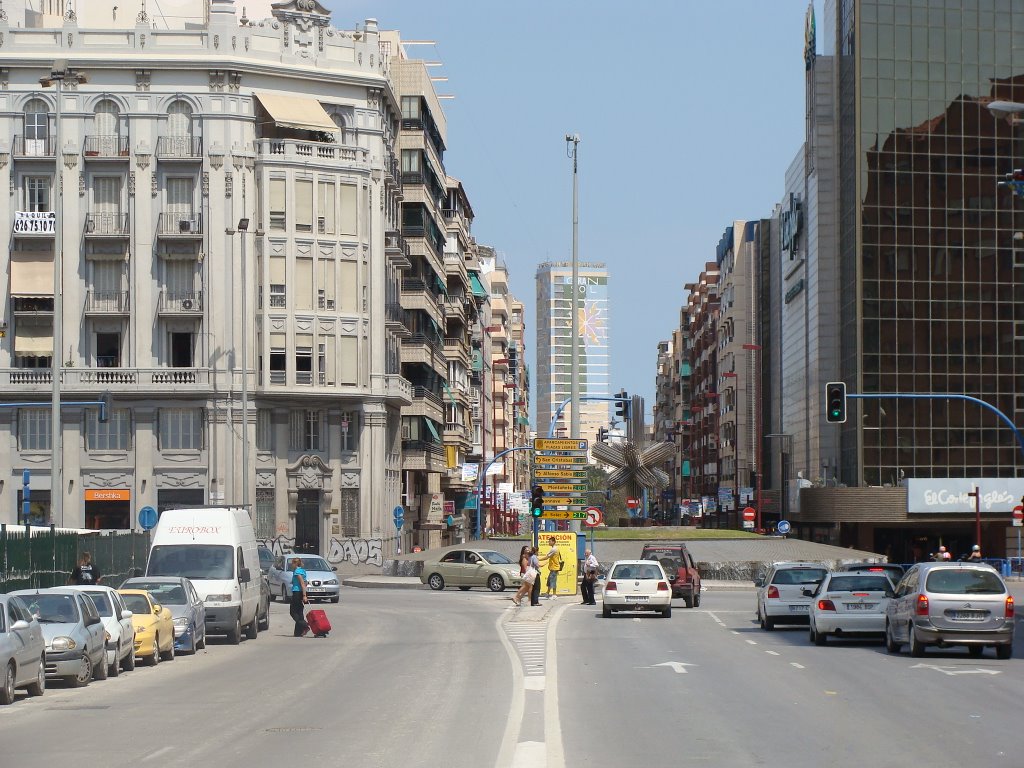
top-left (565, 134), bottom-right (580, 440)
top-left (40, 61), bottom-right (87, 527)
top-left (237, 217), bottom-right (250, 507)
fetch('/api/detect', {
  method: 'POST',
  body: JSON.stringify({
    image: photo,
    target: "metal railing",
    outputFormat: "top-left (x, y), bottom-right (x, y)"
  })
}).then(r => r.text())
top-left (156, 212), bottom-right (203, 236)
top-left (83, 135), bottom-right (130, 158)
top-left (13, 135), bottom-right (54, 157)
top-left (160, 291), bottom-right (203, 313)
top-left (156, 136), bottom-right (203, 158)
top-left (84, 212), bottom-right (130, 236)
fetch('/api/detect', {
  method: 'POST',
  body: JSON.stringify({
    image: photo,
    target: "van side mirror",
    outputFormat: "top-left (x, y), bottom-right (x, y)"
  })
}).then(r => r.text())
top-left (332, 565), bottom-right (338, 572)
top-left (239, 567), bottom-right (251, 583)
top-left (11, 619), bottom-right (30, 631)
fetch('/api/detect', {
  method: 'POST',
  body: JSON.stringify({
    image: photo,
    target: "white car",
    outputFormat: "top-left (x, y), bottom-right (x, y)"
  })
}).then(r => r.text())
top-left (602, 559), bottom-right (673, 618)
top-left (755, 562), bottom-right (828, 630)
top-left (806, 572), bottom-right (894, 645)
top-left (66, 586), bottom-right (136, 676)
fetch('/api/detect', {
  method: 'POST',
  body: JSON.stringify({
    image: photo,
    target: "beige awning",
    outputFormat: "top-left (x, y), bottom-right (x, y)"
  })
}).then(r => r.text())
top-left (14, 324), bottom-right (53, 356)
top-left (10, 251), bottom-right (54, 296)
top-left (255, 92), bottom-right (338, 133)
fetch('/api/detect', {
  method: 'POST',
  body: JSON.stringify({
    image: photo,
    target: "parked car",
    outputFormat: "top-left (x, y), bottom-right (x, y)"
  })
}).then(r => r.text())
top-left (837, 562), bottom-right (905, 583)
top-left (66, 585), bottom-right (136, 676)
top-left (118, 589), bottom-right (176, 666)
top-left (602, 559), bottom-right (673, 618)
top-left (121, 577), bottom-right (206, 654)
top-left (0, 594), bottom-right (46, 704)
top-left (885, 562), bottom-right (1015, 659)
top-left (806, 572), bottom-right (895, 645)
top-left (418, 549), bottom-right (523, 592)
top-left (258, 545), bottom-right (275, 575)
top-left (271, 555), bottom-right (342, 602)
top-left (640, 541), bottom-right (702, 607)
top-left (11, 588), bottom-right (107, 687)
top-left (754, 562), bottom-right (828, 630)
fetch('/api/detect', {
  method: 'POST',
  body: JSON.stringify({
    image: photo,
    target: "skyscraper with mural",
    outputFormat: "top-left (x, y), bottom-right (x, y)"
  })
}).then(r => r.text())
top-left (535, 262), bottom-right (610, 445)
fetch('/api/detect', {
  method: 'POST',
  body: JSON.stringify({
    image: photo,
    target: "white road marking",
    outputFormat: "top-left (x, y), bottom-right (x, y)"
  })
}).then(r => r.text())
top-left (143, 747), bottom-right (174, 762)
top-left (731, 631), bottom-right (741, 635)
top-left (910, 663), bottom-right (1001, 676)
top-left (543, 603), bottom-right (570, 768)
top-left (790, 663), bottom-right (805, 669)
top-left (648, 661), bottom-right (695, 674)
top-left (745, 639), bottom-right (758, 645)
top-left (495, 614), bottom-right (527, 768)
top-left (765, 650), bottom-right (780, 656)
top-left (511, 741), bottom-right (545, 768)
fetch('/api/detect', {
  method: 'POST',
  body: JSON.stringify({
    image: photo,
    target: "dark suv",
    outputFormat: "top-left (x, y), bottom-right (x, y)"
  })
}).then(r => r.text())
top-left (640, 542), bottom-right (702, 607)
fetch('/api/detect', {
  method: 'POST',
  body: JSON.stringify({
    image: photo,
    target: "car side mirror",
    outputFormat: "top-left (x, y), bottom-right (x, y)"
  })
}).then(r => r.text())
top-left (121, 610), bottom-right (133, 619)
top-left (754, 578), bottom-right (764, 588)
top-left (87, 615), bottom-right (102, 626)
top-left (240, 567), bottom-right (251, 583)
top-left (152, 604), bottom-right (162, 614)
top-left (332, 566), bottom-right (338, 572)
top-left (11, 619), bottom-right (30, 631)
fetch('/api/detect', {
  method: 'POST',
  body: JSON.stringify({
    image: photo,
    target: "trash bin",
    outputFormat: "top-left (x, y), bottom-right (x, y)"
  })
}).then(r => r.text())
top-left (1001, 559), bottom-right (1011, 578)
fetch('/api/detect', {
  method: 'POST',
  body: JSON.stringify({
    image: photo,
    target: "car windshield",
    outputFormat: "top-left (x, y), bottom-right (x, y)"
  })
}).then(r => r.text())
top-left (259, 549), bottom-right (274, 571)
top-left (148, 545), bottom-right (234, 580)
top-left (481, 551), bottom-right (514, 565)
top-left (772, 568), bottom-right (827, 585)
top-left (825, 575), bottom-right (891, 593)
top-left (612, 564), bottom-right (663, 580)
top-left (24, 594), bottom-right (80, 624)
top-left (925, 569), bottom-right (1005, 595)
top-left (82, 591), bottom-right (113, 617)
top-left (125, 582), bottom-right (187, 605)
top-left (121, 594), bottom-right (154, 615)
top-left (298, 557), bottom-right (331, 571)
top-left (646, 554), bottom-right (682, 572)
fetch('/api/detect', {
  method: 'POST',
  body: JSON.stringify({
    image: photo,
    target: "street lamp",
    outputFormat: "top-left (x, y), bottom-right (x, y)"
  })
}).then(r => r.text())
top-left (565, 133), bottom-right (580, 441)
top-left (40, 60), bottom-right (87, 527)
top-left (237, 217), bottom-right (250, 508)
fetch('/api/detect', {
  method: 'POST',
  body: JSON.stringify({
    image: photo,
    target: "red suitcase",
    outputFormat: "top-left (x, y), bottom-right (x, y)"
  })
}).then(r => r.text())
top-left (306, 609), bottom-right (331, 638)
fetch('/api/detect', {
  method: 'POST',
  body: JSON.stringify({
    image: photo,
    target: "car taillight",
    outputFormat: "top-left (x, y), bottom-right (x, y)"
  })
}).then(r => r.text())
top-left (767, 586), bottom-right (779, 599)
top-left (915, 594), bottom-right (929, 616)
top-left (657, 581), bottom-right (669, 591)
top-left (817, 599), bottom-right (836, 611)
top-left (1006, 596), bottom-right (1015, 618)
top-left (605, 581), bottom-right (617, 592)
top-left (852, 592), bottom-right (869, 597)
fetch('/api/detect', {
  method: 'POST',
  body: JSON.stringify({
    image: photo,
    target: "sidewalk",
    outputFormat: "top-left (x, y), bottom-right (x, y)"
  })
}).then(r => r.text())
top-left (341, 575), bottom-right (756, 592)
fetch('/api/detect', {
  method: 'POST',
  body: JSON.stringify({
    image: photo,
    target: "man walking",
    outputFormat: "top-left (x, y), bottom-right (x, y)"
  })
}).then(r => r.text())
top-left (580, 549), bottom-right (599, 606)
top-left (529, 547), bottom-right (542, 606)
top-left (289, 556), bottom-right (310, 637)
top-left (539, 536), bottom-right (562, 599)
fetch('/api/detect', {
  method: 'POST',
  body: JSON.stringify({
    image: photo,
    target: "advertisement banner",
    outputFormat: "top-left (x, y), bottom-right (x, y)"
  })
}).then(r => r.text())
top-left (906, 478), bottom-right (1024, 514)
top-left (537, 531), bottom-right (579, 597)
top-left (460, 463), bottom-right (480, 483)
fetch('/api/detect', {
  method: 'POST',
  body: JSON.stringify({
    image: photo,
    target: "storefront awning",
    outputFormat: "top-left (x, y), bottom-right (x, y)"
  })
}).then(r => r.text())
top-left (443, 381), bottom-right (457, 405)
top-left (14, 324), bottom-right (53, 356)
top-left (254, 92), bottom-right (338, 133)
top-left (10, 251), bottom-right (54, 297)
top-left (423, 417), bottom-right (441, 443)
top-left (468, 271), bottom-right (488, 299)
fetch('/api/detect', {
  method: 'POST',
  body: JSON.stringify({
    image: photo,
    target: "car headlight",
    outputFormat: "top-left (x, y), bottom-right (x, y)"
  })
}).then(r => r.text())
top-left (104, 630), bottom-right (111, 642)
top-left (51, 636), bottom-right (76, 651)
top-left (324, 579), bottom-right (338, 586)
top-left (205, 594), bottom-right (231, 603)
top-left (173, 617), bottom-right (189, 628)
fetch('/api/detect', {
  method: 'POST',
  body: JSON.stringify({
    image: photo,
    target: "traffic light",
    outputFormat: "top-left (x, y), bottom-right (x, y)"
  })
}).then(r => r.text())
top-left (597, 427), bottom-right (608, 442)
top-left (615, 389), bottom-right (630, 420)
top-left (998, 169), bottom-right (1024, 197)
top-left (825, 381), bottom-right (847, 424)
top-left (530, 486), bottom-right (545, 518)
top-left (99, 390), bottom-right (113, 423)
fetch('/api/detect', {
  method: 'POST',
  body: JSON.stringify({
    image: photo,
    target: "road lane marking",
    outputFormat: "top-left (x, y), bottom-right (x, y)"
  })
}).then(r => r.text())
top-left (790, 663), bottom-right (805, 669)
top-left (911, 663), bottom-right (1001, 676)
top-left (745, 639), bottom-right (758, 645)
top-left (543, 602), bottom-right (571, 768)
top-left (765, 651), bottom-right (780, 656)
top-left (143, 747), bottom-right (174, 762)
top-left (731, 631), bottom-right (741, 635)
top-left (495, 614), bottom-right (527, 768)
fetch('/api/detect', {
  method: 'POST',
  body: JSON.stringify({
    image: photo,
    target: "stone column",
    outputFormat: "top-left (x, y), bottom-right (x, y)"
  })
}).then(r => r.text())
top-left (362, 400), bottom-right (388, 539)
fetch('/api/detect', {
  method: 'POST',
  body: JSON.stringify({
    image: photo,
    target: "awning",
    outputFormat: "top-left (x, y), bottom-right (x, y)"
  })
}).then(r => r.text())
top-left (434, 272), bottom-right (448, 295)
top-left (443, 381), bottom-right (457, 405)
top-left (254, 92), bottom-right (338, 133)
top-left (423, 417), bottom-right (441, 443)
top-left (468, 272), bottom-right (488, 299)
top-left (10, 251), bottom-right (54, 297)
top-left (14, 324), bottom-right (53, 356)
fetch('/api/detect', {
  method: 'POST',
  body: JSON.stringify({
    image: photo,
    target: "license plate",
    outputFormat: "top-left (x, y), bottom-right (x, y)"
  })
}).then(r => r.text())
top-left (308, 589), bottom-right (325, 594)
top-left (845, 603), bottom-right (877, 610)
top-left (789, 604), bottom-right (809, 612)
top-left (951, 611), bottom-right (986, 621)
top-left (625, 595), bottom-right (649, 602)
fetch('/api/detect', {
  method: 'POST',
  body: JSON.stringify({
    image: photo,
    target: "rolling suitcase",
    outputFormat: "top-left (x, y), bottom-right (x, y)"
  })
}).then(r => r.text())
top-left (306, 609), bottom-right (331, 638)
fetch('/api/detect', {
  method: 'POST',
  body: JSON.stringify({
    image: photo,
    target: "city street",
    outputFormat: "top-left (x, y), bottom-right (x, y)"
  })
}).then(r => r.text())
top-left (1, 588), bottom-right (1020, 767)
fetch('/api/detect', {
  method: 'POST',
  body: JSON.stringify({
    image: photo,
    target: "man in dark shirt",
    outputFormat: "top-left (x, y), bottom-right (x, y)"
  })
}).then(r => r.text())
top-left (69, 551), bottom-right (102, 585)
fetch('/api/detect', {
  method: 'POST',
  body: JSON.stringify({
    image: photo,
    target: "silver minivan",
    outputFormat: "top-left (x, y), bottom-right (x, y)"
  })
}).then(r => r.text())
top-left (885, 562), bottom-right (1014, 659)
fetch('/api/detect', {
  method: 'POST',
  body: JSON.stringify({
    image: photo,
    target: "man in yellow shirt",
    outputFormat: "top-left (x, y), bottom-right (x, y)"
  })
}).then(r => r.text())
top-left (539, 536), bottom-right (562, 598)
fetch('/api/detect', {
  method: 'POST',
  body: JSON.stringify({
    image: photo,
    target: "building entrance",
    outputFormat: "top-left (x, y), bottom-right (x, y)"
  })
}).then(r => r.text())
top-left (295, 490), bottom-right (321, 554)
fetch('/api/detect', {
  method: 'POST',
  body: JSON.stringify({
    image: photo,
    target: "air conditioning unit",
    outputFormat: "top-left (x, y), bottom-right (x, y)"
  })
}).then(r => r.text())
top-left (326, 299), bottom-right (335, 310)
top-left (181, 298), bottom-right (194, 310)
top-left (179, 220), bottom-right (193, 233)
top-left (318, 217), bottom-right (327, 234)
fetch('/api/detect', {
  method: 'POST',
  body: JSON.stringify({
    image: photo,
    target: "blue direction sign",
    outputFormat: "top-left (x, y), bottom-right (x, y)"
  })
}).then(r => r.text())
top-left (138, 505), bottom-right (158, 531)
top-left (777, 520), bottom-right (791, 535)
top-left (393, 505), bottom-right (405, 530)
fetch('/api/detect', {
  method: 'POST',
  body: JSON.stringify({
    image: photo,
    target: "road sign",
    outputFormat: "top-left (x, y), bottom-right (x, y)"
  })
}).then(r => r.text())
top-left (742, 507), bottom-right (756, 521)
top-left (393, 505), bottom-right (405, 530)
top-left (626, 497), bottom-right (640, 509)
top-left (534, 482), bottom-right (588, 493)
top-left (540, 510), bottom-right (588, 520)
top-left (1013, 505), bottom-right (1023, 527)
top-left (533, 455), bottom-right (589, 464)
top-left (777, 520), bottom-right (792, 535)
top-left (584, 507), bottom-right (604, 527)
top-left (534, 438), bottom-right (588, 451)
top-left (534, 469), bottom-right (588, 479)
top-left (138, 505), bottom-right (158, 531)
top-left (541, 498), bottom-right (587, 507)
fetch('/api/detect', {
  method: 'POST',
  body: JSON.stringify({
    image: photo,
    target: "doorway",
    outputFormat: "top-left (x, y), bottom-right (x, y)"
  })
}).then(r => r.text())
top-left (170, 331), bottom-right (194, 367)
top-left (295, 490), bottom-right (321, 554)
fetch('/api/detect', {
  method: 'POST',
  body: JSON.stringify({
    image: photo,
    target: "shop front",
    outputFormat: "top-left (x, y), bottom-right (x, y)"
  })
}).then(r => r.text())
top-left (84, 489), bottom-right (131, 529)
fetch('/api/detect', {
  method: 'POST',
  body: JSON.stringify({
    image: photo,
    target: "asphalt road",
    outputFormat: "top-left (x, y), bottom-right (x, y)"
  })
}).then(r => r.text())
top-left (2, 589), bottom-right (1021, 768)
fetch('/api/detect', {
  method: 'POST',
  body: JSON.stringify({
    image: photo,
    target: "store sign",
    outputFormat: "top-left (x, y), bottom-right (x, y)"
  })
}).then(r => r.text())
top-left (906, 478), bottom-right (1024, 514)
top-left (780, 193), bottom-right (802, 258)
top-left (14, 211), bottom-right (56, 234)
top-left (84, 489), bottom-right (131, 501)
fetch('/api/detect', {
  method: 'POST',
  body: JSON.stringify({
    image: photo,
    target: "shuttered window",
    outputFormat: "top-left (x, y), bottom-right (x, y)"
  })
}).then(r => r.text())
top-left (295, 258), bottom-right (313, 310)
top-left (318, 258), bottom-right (336, 310)
top-left (295, 179), bottom-right (313, 232)
top-left (339, 336), bottom-right (357, 385)
top-left (167, 102), bottom-right (193, 137)
top-left (339, 184), bottom-right (357, 236)
top-left (269, 177), bottom-right (286, 230)
top-left (317, 181), bottom-right (335, 234)
top-left (339, 260), bottom-right (358, 313)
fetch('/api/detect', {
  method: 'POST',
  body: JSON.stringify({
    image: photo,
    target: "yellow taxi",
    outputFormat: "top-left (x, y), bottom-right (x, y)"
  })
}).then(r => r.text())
top-left (117, 589), bottom-right (176, 666)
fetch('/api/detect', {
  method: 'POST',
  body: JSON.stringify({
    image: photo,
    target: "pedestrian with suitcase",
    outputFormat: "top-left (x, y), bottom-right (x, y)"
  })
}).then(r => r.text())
top-left (289, 557), bottom-right (310, 637)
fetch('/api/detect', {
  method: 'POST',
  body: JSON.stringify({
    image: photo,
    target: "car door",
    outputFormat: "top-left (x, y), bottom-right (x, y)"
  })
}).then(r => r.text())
top-left (12, 599), bottom-right (43, 682)
top-left (270, 556), bottom-right (289, 592)
top-left (187, 581), bottom-right (205, 637)
top-left (111, 592), bottom-right (134, 656)
top-left (438, 551), bottom-right (466, 585)
top-left (6, 600), bottom-right (32, 676)
top-left (463, 551), bottom-right (489, 587)
top-left (77, 595), bottom-right (104, 665)
top-left (889, 566), bottom-right (917, 641)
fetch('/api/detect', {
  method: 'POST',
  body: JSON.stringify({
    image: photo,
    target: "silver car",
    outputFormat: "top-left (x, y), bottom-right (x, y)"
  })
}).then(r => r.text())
top-left (0, 594), bottom-right (46, 704)
top-left (66, 585), bottom-right (136, 676)
top-left (121, 577), bottom-right (207, 654)
top-left (806, 572), bottom-right (895, 645)
top-left (885, 562), bottom-right (1014, 659)
top-left (11, 589), bottom-right (107, 687)
top-left (754, 562), bottom-right (828, 630)
top-left (269, 555), bottom-right (340, 603)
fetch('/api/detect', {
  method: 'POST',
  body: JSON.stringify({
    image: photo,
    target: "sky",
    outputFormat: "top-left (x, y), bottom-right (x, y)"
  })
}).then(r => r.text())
top-left (325, 0), bottom-right (820, 420)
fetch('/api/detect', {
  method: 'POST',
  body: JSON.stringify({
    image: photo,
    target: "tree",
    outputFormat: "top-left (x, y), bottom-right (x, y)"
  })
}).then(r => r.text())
top-left (584, 464), bottom-right (627, 523)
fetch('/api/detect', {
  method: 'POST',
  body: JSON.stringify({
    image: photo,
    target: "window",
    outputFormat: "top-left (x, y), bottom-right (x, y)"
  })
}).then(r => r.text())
top-left (289, 409), bottom-right (324, 451)
top-left (18, 408), bottom-right (51, 451)
top-left (341, 411), bottom-right (358, 452)
top-left (254, 487), bottom-right (275, 540)
top-left (295, 179), bottom-right (313, 232)
top-left (269, 334), bottom-right (286, 385)
top-left (159, 408), bottom-right (203, 451)
top-left (24, 99), bottom-right (49, 156)
top-left (400, 96), bottom-right (421, 120)
top-left (167, 101), bottom-right (193, 137)
top-left (256, 409), bottom-right (273, 452)
top-left (269, 177), bottom-right (286, 230)
top-left (95, 332), bottom-right (121, 367)
top-left (269, 284), bottom-right (286, 308)
top-left (93, 100), bottom-right (119, 137)
top-left (166, 177), bottom-right (195, 217)
top-left (87, 408), bottom-right (130, 451)
top-left (317, 181), bottom-right (335, 234)
top-left (169, 332), bottom-right (194, 367)
top-left (295, 345), bottom-right (313, 385)
top-left (401, 149), bottom-right (421, 173)
top-left (25, 176), bottom-right (50, 212)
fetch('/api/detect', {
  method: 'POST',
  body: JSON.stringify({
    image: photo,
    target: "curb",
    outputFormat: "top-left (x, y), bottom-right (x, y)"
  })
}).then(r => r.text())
top-left (342, 577), bottom-right (425, 590)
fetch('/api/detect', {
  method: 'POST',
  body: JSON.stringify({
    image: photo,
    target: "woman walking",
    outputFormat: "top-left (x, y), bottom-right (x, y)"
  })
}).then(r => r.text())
top-left (512, 547), bottom-right (537, 606)
top-left (289, 556), bottom-right (310, 637)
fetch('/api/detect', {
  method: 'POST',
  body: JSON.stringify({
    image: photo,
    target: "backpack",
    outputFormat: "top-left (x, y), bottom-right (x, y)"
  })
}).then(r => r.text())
top-left (549, 550), bottom-right (562, 572)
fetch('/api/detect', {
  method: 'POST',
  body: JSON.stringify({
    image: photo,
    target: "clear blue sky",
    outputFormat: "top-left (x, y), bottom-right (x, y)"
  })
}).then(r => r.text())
top-left (330, 0), bottom-right (818, 420)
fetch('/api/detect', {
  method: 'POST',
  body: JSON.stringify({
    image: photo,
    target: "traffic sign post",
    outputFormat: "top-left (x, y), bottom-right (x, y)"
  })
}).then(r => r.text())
top-left (393, 505), bottom-right (405, 555)
top-left (533, 438), bottom-right (589, 538)
top-left (138, 505), bottom-right (158, 531)
top-left (777, 520), bottom-right (792, 536)
top-left (1013, 505), bottom-right (1023, 528)
top-left (742, 506), bottom-right (756, 531)
top-left (584, 507), bottom-right (604, 527)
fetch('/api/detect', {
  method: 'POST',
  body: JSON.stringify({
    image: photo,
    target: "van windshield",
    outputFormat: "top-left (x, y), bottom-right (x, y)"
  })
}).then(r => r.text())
top-left (148, 545), bottom-right (234, 580)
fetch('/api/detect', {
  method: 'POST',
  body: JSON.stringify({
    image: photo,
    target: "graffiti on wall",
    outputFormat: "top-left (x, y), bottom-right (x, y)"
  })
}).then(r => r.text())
top-left (259, 535), bottom-right (384, 567)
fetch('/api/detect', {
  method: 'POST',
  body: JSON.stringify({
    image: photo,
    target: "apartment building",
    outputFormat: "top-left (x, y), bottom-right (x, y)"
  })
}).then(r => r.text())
top-left (684, 263), bottom-right (720, 518)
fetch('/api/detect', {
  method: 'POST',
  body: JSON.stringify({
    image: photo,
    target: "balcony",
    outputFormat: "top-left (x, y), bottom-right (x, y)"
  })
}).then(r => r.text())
top-left (412, 386), bottom-right (443, 409)
top-left (0, 367), bottom-right (215, 392)
top-left (255, 138), bottom-right (369, 165)
top-left (384, 374), bottom-right (412, 405)
top-left (385, 302), bottom-right (411, 339)
top-left (84, 290), bottom-right (130, 315)
top-left (443, 295), bottom-right (468, 323)
top-left (83, 135), bottom-right (130, 160)
top-left (400, 440), bottom-right (447, 472)
top-left (158, 291), bottom-right (203, 315)
top-left (84, 213), bottom-right (130, 238)
top-left (13, 135), bottom-right (54, 158)
top-left (11, 297), bottom-right (53, 317)
top-left (156, 136), bottom-right (203, 160)
top-left (385, 230), bottom-right (411, 270)
top-left (156, 212), bottom-right (203, 239)
top-left (443, 337), bottom-right (471, 366)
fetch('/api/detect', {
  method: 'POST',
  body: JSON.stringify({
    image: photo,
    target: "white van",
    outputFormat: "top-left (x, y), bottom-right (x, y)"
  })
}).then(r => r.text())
top-left (145, 507), bottom-right (261, 644)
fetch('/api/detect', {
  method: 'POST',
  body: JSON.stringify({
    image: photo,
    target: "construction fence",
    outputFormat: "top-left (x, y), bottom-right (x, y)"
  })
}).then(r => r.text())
top-left (0, 525), bottom-right (150, 593)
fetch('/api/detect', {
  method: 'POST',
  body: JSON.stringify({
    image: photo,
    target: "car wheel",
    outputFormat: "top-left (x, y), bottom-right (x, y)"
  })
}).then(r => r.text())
top-left (683, 595), bottom-right (693, 608)
top-left (0, 662), bottom-right (15, 705)
top-left (968, 646), bottom-right (984, 658)
top-left (67, 655), bottom-right (92, 687)
top-left (908, 625), bottom-right (926, 657)
top-left (197, 631), bottom-right (206, 651)
top-left (160, 639), bottom-right (175, 661)
top-left (26, 657), bottom-right (45, 697)
top-left (694, 591), bottom-right (701, 608)
top-left (330, 596), bottom-right (340, 604)
top-left (884, 621), bottom-right (900, 654)
top-left (281, 586), bottom-right (289, 603)
top-left (458, 586), bottom-right (471, 591)
top-left (93, 652), bottom-right (108, 681)
top-left (108, 653), bottom-right (120, 678)
top-left (602, 604), bottom-right (612, 618)
top-left (148, 640), bottom-right (160, 666)
top-left (258, 609), bottom-right (270, 632)
top-left (227, 617), bottom-right (242, 645)
top-left (812, 623), bottom-right (826, 646)
top-left (427, 573), bottom-right (445, 591)
top-left (661, 605), bottom-right (672, 618)
top-left (760, 612), bottom-right (774, 631)
top-left (122, 647), bottom-right (136, 671)
top-left (996, 643), bottom-right (1012, 660)
top-left (487, 574), bottom-right (506, 592)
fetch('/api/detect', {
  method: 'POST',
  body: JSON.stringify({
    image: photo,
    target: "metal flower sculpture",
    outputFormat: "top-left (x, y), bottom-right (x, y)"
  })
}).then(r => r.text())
top-left (591, 439), bottom-right (676, 501)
